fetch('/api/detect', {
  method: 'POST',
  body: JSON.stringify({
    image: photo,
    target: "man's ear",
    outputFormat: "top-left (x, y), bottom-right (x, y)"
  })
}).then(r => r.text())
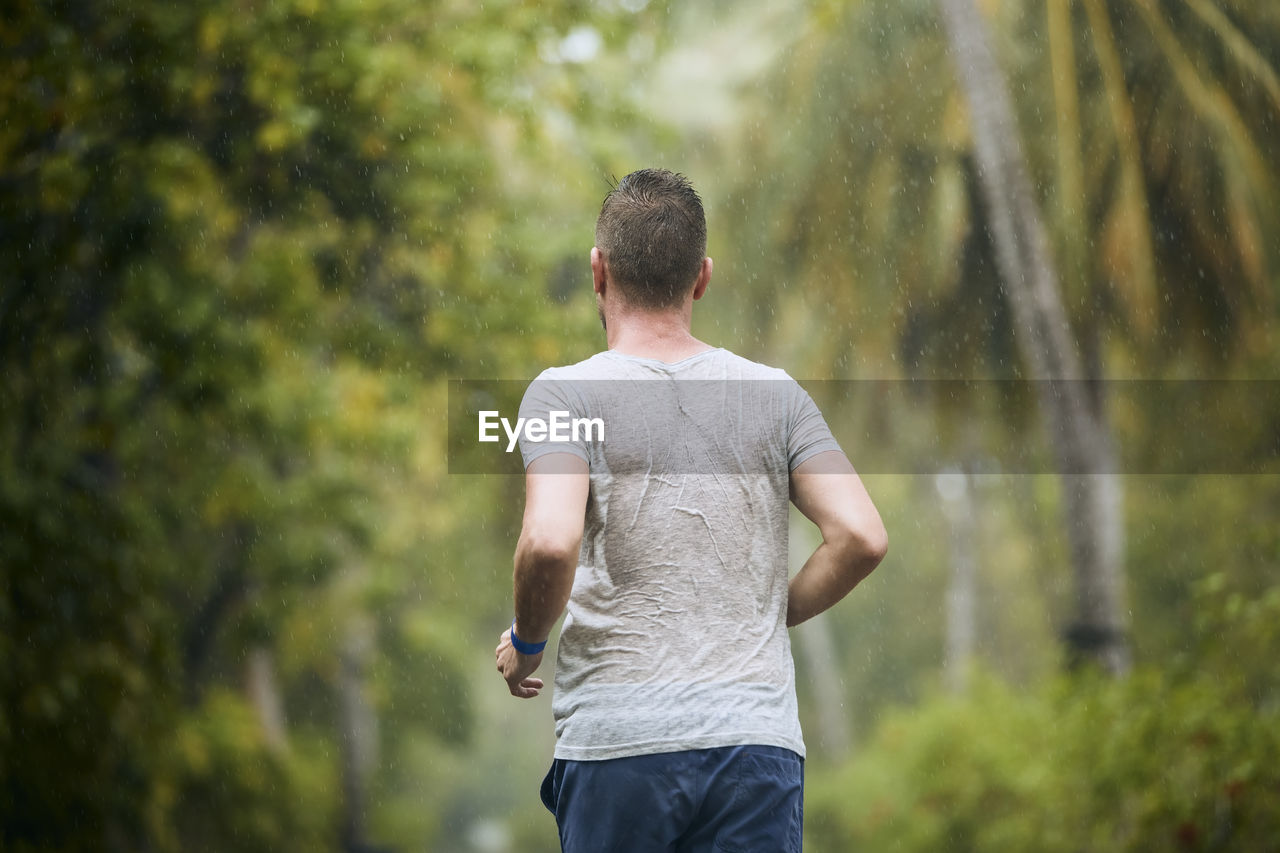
top-left (591, 247), bottom-right (607, 296)
top-left (692, 257), bottom-right (712, 301)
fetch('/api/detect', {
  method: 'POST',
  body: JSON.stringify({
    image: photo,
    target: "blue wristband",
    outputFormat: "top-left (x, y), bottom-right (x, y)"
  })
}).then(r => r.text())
top-left (510, 620), bottom-right (547, 655)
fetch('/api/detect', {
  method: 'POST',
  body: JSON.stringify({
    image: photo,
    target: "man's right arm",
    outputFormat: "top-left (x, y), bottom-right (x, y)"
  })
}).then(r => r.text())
top-left (495, 453), bottom-right (588, 698)
top-left (786, 450), bottom-right (888, 627)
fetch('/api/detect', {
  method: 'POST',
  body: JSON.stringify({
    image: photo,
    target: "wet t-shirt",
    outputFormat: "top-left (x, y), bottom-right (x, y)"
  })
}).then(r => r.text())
top-left (518, 348), bottom-right (841, 761)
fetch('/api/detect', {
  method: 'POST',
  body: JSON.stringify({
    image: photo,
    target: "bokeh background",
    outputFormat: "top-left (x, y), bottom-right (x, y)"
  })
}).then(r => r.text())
top-left (3, 0), bottom-right (1279, 850)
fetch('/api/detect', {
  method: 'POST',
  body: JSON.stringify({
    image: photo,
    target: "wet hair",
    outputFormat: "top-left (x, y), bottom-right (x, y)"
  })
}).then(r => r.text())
top-left (594, 169), bottom-right (707, 310)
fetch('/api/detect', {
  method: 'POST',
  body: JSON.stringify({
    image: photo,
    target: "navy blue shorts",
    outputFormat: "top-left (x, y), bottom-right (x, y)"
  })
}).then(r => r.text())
top-left (539, 745), bottom-right (804, 852)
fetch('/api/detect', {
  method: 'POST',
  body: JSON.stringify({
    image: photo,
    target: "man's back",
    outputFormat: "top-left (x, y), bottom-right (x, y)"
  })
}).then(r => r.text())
top-left (519, 347), bottom-right (841, 761)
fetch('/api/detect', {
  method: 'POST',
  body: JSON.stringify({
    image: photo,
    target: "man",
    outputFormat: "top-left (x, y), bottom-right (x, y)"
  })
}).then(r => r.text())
top-left (494, 168), bottom-right (887, 852)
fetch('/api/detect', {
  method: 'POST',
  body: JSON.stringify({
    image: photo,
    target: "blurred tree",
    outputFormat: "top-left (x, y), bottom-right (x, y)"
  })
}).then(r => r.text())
top-left (938, 0), bottom-right (1129, 673)
top-left (1, 0), bottom-right (644, 849)
top-left (704, 0), bottom-right (1279, 680)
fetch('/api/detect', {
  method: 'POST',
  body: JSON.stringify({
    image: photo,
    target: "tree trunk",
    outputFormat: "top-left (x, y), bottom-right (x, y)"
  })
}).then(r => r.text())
top-left (788, 513), bottom-right (853, 759)
top-left (182, 519), bottom-right (254, 704)
top-left (246, 646), bottom-right (288, 752)
top-left (938, 0), bottom-right (1131, 675)
top-left (937, 468), bottom-right (978, 694)
top-left (339, 615), bottom-right (379, 853)
top-left (794, 618), bottom-right (853, 758)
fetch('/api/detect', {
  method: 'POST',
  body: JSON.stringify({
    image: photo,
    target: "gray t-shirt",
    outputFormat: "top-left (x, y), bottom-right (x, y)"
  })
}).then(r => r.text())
top-left (518, 347), bottom-right (841, 761)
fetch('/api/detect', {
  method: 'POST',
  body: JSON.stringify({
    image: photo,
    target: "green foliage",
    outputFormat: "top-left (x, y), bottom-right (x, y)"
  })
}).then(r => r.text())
top-left (806, 577), bottom-right (1280, 852)
top-left (2, 0), bottom-right (645, 848)
top-left (0, 475), bottom-right (173, 852)
top-left (159, 691), bottom-right (338, 853)
top-left (1127, 475), bottom-right (1280, 664)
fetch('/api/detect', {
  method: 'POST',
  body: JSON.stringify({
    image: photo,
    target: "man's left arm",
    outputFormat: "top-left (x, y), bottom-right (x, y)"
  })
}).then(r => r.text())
top-left (495, 452), bottom-right (589, 698)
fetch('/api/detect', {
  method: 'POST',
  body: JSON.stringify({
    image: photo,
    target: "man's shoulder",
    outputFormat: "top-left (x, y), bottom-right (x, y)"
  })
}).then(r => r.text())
top-left (709, 348), bottom-right (792, 380)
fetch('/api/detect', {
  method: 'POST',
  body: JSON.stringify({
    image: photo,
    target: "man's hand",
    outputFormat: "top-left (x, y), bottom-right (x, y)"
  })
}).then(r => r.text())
top-left (495, 627), bottom-right (545, 699)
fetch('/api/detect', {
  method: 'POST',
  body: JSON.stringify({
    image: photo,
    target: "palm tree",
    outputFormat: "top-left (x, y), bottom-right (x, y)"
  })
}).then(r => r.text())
top-left (708, 0), bottom-right (1279, 673)
top-left (939, 0), bottom-right (1129, 674)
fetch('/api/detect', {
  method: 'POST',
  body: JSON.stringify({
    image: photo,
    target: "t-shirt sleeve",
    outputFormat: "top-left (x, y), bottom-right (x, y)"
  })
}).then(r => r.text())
top-left (786, 380), bottom-right (843, 471)
top-left (517, 372), bottom-right (594, 469)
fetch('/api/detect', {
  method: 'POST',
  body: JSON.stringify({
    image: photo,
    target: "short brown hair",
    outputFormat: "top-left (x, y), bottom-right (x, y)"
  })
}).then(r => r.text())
top-left (595, 169), bottom-right (707, 310)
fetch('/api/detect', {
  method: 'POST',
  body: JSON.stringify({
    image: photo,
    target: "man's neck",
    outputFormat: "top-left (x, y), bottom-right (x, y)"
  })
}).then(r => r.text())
top-left (604, 309), bottom-right (713, 365)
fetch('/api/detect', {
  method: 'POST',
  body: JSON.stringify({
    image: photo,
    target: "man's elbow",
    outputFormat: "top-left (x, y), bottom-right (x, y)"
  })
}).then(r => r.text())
top-left (830, 518), bottom-right (888, 569)
top-left (865, 519), bottom-right (889, 565)
top-left (517, 529), bottom-right (581, 569)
